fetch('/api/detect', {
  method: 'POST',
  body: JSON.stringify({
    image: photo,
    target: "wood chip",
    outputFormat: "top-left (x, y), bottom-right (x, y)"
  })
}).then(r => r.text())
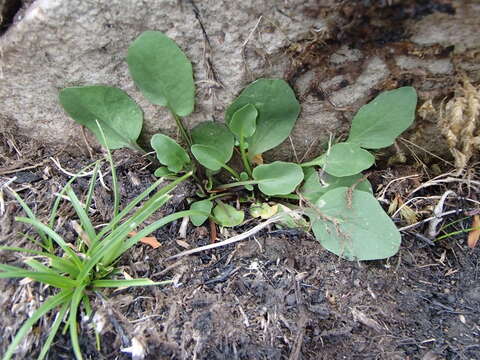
top-left (128, 231), bottom-right (161, 249)
top-left (467, 215), bottom-right (480, 248)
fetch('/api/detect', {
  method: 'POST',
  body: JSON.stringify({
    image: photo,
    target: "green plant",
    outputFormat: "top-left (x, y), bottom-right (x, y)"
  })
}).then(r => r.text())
top-left (0, 137), bottom-right (205, 360)
top-left (59, 30), bottom-right (417, 260)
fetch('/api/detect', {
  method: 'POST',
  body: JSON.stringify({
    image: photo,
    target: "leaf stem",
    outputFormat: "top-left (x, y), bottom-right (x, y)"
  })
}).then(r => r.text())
top-left (170, 110), bottom-right (192, 147)
top-left (272, 194), bottom-right (300, 200)
top-left (216, 179), bottom-right (258, 190)
top-left (239, 136), bottom-right (253, 177)
top-left (221, 164), bottom-right (241, 180)
top-left (207, 193), bottom-right (234, 201)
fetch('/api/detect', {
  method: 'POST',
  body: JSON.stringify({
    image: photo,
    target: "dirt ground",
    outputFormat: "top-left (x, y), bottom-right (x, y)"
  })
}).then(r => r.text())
top-left (1, 128), bottom-right (479, 360)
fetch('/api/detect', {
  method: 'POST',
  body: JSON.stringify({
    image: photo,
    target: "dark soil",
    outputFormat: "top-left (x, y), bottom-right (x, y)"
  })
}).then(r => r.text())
top-left (1, 129), bottom-right (479, 360)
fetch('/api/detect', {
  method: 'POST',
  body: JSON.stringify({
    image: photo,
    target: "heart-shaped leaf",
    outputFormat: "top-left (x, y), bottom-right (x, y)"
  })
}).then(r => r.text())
top-left (322, 143), bottom-right (375, 177)
top-left (191, 122), bottom-right (234, 164)
top-left (151, 134), bottom-right (190, 173)
top-left (212, 201), bottom-right (244, 227)
top-left (252, 161), bottom-right (304, 196)
top-left (191, 145), bottom-right (227, 171)
top-left (59, 86), bottom-right (143, 150)
top-left (226, 79), bottom-right (300, 159)
top-left (154, 167), bottom-right (174, 177)
top-left (228, 104), bottom-right (257, 139)
top-left (190, 200), bottom-right (213, 226)
top-left (347, 87), bottom-right (417, 149)
top-left (301, 167), bottom-right (372, 203)
top-left (307, 187), bottom-right (401, 260)
top-left (250, 203), bottom-right (278, 219)
top-left (240, 172), bottom-right (253, 190)
top-left (127, 31), bottom-right (195, 117)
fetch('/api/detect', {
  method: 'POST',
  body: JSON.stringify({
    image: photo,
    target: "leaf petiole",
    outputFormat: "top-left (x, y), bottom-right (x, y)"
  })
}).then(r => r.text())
top-left (170, 110), bottom-right (192, 147)
top-left (239, 135), bottom-right (253, 177)
top-left (221, 163), bottom-right (241, 181)
top-left (216, 179), bottom-right (258, 190)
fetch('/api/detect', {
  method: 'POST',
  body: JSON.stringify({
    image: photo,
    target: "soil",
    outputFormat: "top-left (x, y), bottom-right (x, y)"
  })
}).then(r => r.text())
top-left (1, 127), bottom-right (479, 360)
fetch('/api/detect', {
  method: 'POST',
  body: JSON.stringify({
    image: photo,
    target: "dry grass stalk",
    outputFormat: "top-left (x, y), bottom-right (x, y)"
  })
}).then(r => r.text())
top-left (439, 77), bottom-right (480, 172)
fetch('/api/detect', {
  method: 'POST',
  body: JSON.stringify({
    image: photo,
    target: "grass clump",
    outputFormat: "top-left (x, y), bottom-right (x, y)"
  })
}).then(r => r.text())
top-left (0, 141), bottom-right (198, 360)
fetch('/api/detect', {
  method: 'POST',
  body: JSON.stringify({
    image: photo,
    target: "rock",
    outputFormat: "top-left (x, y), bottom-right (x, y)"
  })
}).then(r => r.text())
top-left (0, 0), bottom-right (478, 161)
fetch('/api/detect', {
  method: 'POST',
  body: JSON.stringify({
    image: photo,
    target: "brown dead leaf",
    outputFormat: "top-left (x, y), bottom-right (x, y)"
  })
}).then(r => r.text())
top-left (251, 153), bottom-right (264, 165)
top-left (71, 220), bottom-right (91, 246)
top-left (128, 231), bottom-right (161, 249)
top-left (467, 215), bottom-right (480, 248)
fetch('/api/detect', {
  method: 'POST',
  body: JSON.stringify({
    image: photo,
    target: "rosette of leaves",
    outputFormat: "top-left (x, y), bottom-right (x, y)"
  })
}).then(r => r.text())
top-left (300, 87), bottom-right (417, 260)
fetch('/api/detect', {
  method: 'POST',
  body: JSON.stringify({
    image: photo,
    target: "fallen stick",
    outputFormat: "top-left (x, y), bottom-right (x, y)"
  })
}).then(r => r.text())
top-left (166, 211), bottom-right (300, 260)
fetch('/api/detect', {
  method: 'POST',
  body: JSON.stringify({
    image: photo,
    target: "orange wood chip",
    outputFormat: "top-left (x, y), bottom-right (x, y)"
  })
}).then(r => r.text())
top-left (467, 215), bottom-right (480, 249)
top-left (128, 231), bottom-right (161, 249)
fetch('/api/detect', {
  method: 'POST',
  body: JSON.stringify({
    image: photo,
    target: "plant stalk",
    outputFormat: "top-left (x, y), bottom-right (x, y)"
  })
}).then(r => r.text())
top-left (221, 164), bottom-right (241, 180)
top-left (239, 136), bottom-right (252, 177)
top-left (216, 179), bottom-right (258, 190)
top-left (170, 110), bottom-right (192, 147)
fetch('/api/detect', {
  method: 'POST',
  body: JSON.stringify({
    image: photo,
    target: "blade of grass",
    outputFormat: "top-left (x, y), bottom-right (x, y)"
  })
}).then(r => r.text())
top-left (85, 160), bottom-right (101, 211)
top-left (2, 289), bottom-right (73, 360)
top-left (17, 232), bottom-right (51, 252)
top-left (68, 285), bottom-right (87, 360)
top-left (82, 294), bottom-right (93, 318)
top-left (436, 226), bottom-right (480, 241)
top-left (80, 172), bottom-right (193, 281)
top-left (7, 188), bottom-right (51, 252)
top-left (116, 209), bottom-right (205, 256)
top-left (49, 161), bottom-right (98, 229)
top-left (0, 269), bottom-right (78, 289)
top-left (90, 171), bottom-right (193, 262)
top-left (96, 177), bottom-right (168, 239)
top-left (24, 259), bottom-right (60, 275)
top-left (38, 301), bottom-right (70, 360)
top-left (96, 121), bottom-right (120, 218)
top-left (99, 195), bottom-right (171, 265)
top-left (65, 186), bottom-right (97, 249)
top-left (92, 278), bottom-right (172, 288)
top-left (15, 217), bottom-right (83, 269)
top-left (0, 247), bottom-right (78, 277)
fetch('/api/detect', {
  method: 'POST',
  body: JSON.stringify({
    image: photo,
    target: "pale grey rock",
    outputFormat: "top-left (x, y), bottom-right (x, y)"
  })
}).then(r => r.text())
top-left (0, 0), bottom-right (325, 154)
top-left (330, 57), bottom-right (389, 108)
top-left (0, 0), bottom-right (476, 160)
top-left (410, 3), bottom-right (480, 51)
top-left (329, 45), bottom-right (363, 65)
top-left (395, 56), bottom-right (453, 75)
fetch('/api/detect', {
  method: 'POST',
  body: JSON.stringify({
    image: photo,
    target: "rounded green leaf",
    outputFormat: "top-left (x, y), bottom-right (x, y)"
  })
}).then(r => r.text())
top-left (190, 200), bottom-right (213, 226)
top-left (228, 104), bottom-right (257, 139)
top-left (191, 145), bottom-right (226, 171)
top-left (240, 171), bottom-right (253, 191)
top-left (59, 86), bottom-right (143, 150)
top-left (308, 187), bottom-right (400, 260)
top-left (151, 134), bottom-right (190, 173)
top-left (252, 161), bottom-right (304, 196)
top-left (301, 167), bottom-right (372, 203)
top-left (191, 122), bottom-right (234, 164)
top-left (322, 143), bottom-right (375, 177)
top-left (212, 201), bottom-right (244, 227)
top-left (226, 79), bottom-right (300, 159)
top-left (127, 31), bottom-right (195, 117)
top-left (154, 167), bottom-right (173, 177)
top-left (347, 87), bottom-right (417, 149)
